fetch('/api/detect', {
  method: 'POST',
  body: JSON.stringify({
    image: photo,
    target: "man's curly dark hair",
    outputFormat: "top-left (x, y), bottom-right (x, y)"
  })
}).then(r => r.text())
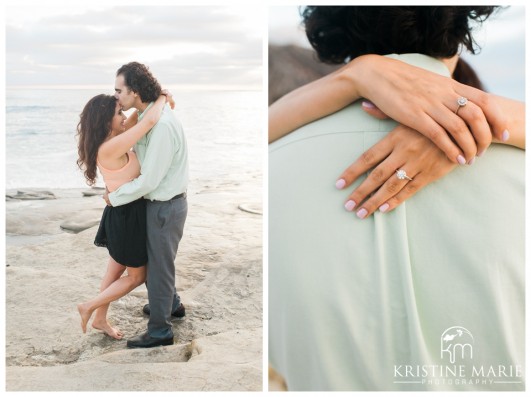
top-left (116, 62), bottom-right (162, 103)
top-left (302, 6), bottom-right (499, 64)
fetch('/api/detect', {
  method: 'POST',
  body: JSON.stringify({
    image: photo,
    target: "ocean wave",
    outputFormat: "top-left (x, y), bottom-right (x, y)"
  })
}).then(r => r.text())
top-left (6, 105), bottom-right (52, 113)
top-left (7, 89), bottom-right (261, 189)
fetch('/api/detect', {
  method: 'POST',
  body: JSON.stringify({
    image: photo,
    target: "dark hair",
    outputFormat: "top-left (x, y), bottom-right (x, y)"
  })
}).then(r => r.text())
top-left (76, 94), bottom-right (117, 186)
top-left (302, 6), bottom-right (499, 89)
top-left (453, 57), bottom-right (485, 91)
top-left (116, 62), bottom-right (161, 103)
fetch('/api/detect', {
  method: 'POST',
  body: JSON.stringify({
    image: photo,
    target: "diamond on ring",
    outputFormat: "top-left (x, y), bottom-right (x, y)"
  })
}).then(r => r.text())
top-left (455, 96), bottom-right (468, 114)
top-left (396, 169), bottom-right (413, 181)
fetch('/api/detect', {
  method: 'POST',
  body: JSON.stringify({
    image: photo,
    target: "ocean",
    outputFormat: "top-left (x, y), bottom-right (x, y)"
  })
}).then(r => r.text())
top-left (5, 88), bottom-right (263, 190)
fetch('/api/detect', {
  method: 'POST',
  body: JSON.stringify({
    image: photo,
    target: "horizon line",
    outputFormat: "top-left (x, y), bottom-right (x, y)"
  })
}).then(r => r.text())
top-left (6, 84), bottom-right (262, 91)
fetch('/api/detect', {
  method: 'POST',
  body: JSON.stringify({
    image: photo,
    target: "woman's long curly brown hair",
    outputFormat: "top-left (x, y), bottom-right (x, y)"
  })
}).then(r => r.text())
top-left (302, 6), bottom-right (500, 90)
top-left (76, 94), bottom-right (117, 186)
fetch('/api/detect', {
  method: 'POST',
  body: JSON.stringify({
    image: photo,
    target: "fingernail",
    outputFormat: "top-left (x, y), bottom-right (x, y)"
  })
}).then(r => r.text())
top-left (379, 203), bottom-right (390, 213)
top-left (468, 157), bottom-right (475, 165)
top-left (457, 155), bottom-right (466, 165)
top-left (361, 100), bottom-right (376, 109)
top-left (356, 208), bottom-right (368, 219)
top-left (502, 129), bottom-right (510, 142)
top-left (335, 178), bottom-right (346, 189)
top-left (477, 150), bottom-right (485, 157)
top-left (345, 200), bottom-right (356, 211)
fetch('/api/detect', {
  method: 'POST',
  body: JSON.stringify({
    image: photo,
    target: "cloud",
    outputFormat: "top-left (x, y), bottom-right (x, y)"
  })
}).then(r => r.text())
top-left (6, 6), bottom-right (263, 89)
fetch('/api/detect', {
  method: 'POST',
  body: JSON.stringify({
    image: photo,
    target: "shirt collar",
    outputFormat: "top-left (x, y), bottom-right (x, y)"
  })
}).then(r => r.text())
top-left (385, 53), bottom-right (451, 77)
top-left (137, 102), bottom-right (155, 121)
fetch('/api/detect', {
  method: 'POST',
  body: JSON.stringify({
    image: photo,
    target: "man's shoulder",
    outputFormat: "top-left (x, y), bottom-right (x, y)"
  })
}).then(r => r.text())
top-left (149, 110), bottom-right (184, 144)
top-left (157, 108), bottom-right (182, 128)
top-left (150, 108), bottom-right (179, 128)
top-left (270, 103), bottom-right (394, 151)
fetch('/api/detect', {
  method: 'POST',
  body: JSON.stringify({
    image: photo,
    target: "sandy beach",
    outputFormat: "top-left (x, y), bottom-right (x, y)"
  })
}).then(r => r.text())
top-left (5, 180), bottom-right (262, 391)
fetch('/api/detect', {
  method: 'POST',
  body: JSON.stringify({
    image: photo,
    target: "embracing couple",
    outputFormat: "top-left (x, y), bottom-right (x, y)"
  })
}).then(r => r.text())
top-left (76, 62), bottom-right (189, 348)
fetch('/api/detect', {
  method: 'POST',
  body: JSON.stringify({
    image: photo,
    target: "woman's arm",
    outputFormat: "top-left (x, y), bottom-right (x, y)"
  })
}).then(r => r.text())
top-left (336, 93), bottom-right (524, 218)
top-left (99, 95), bottom-right (167, 160)
top-left (362, 95), bottom-right (525, 150)
top-left (269, 66), bottom-right (356, 142)
top-left (269, 54), bottom-right (509, 164)
top-left (123, 110), bottom-right (139, 131)
top-left (337, 104), bottom-right (523, 220)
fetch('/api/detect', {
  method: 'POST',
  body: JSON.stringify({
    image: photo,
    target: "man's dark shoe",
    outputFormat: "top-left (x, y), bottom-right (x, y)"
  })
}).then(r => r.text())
top-left (143, 303), bottom-right (185, 318)
top-left (126, 332), bottom-right (174, 348)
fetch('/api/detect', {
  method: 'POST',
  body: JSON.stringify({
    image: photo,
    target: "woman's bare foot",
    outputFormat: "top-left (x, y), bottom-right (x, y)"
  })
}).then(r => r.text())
top-left (77, 303), bottom-right (93, 333)
top-left (92, 319), bottom-right (124, 340)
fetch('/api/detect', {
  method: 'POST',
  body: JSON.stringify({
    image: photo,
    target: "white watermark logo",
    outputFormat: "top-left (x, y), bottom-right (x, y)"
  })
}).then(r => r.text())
top-left (392, 325), bottom-right (523, 388)
top-left (440, 326), bottom-right (474, 364)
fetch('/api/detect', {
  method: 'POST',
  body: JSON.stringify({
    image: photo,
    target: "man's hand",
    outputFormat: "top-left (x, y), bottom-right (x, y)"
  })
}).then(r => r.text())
top-left (103, 187), bottom-right (112, 206)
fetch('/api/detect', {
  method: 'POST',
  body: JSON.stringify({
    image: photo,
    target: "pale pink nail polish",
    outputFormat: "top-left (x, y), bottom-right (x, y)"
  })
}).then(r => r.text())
top-left (379, 203), bottom-right (390, 213)
top-left (477, 150), bottom-right (485, 157)
top-left (335, 179), bottom-right (346, 189)
top-left (502, 130), bottom-right (510, 142)
top-left (356, 208), bottom-right (368, 219)
top-left (345, 200), bottom-right (356, 211)
top-left (468, 157), bottom-right (475, 165)
top-left (457, 155), bottom-right (466, 165)
top-left (361, 100), bottom-right (376, 109)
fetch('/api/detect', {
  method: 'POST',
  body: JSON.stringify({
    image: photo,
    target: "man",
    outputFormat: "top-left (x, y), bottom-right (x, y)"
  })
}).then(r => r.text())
top-left (105, 62), bottom-right (189, 348)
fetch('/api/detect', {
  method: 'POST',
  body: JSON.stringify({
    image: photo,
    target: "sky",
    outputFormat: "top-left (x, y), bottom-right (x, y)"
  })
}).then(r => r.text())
top-left (269, 5), bottom-right (526, 101)
top-left (3, 3), bottom-right (525, 96)
top-left (5, 4), bottom-right (263, 90)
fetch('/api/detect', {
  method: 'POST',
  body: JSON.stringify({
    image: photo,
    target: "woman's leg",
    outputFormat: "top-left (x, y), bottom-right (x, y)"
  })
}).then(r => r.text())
top-left (91, 257), bottom-right (127, 339)
top-left (78, 257), bottom-right (146, 339)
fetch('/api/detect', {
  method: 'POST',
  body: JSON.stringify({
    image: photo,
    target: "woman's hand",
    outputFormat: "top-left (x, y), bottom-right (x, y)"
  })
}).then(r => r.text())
top-left (161, 89), bottom-right (175, 110)
top-left (345, 55), bottom-right (509, 164)
top-left (336, 125), bottom-right (456, 218)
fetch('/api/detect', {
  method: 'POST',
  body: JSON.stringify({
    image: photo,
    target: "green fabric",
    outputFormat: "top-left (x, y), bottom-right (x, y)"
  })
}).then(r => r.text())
top-left (109, 103), bottom-right (188, 206)
top-left (268, 54), bottom-right (524, 391)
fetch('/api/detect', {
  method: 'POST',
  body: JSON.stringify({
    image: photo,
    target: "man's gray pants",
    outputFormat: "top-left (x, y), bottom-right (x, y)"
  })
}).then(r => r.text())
top-left (146, 195), bottom-right (187, 339)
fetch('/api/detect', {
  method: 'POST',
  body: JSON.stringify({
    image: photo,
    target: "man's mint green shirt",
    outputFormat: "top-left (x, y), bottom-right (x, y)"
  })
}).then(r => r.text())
top-left (109, 103), bottom-right (189, 206)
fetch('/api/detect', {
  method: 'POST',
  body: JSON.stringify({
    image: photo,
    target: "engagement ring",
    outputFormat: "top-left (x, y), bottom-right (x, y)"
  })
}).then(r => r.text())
top-left (455, 96), bottom-right (468, 115)
top-left (396, 169), bottom-right (413, 181)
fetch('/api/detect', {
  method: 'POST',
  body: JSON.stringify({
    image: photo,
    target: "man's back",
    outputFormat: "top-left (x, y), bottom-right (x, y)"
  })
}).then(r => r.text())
top-left (268, 54), bottom-right (524, 391)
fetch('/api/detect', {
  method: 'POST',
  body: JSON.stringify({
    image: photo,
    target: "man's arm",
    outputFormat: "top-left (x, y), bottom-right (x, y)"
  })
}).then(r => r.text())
top-left (108, 123), bottom-right (175, 206)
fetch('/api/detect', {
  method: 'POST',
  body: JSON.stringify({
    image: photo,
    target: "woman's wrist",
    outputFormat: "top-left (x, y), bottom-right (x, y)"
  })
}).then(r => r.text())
top-left (160, 89), bottom-right (175, 109)
top-left (160, 89), bottom-right (171, 100)
top-left (342, 54), bottom-right (381, 101)
top-left (490, 95), bottom-right (525, 149)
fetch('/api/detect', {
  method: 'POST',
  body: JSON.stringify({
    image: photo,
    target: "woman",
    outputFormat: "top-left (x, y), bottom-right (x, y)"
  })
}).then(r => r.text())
top-left (76, 91), bottom-right (173, 339)
top-left (270, 6), bottom-right (524, 218)
top-left (269, 6), bottom-right (524, 391)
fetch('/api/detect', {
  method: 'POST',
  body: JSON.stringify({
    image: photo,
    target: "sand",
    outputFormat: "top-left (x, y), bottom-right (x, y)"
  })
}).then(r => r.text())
top-left (5, 181), bottom-right (262, 391)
